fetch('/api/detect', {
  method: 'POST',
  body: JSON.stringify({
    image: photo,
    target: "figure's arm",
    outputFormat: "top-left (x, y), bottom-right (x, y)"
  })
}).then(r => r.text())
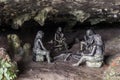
top-left (38, 39), bottom-right (47, 50)
top-left (54, 33), bottom-right (59, 42)
top-left (83, 36), bottom-right (88, 46)
top-left (55, 33), bottom-right (65, 43)
top-left (80, 41), bottom-right (86, 51)
top-left (89, 45), bottom-right (96, 56)
top-left (61, 34), bottom-right (66, 41)
top-left (84, 35), bottom-right (87, 41)
top-left (54, 33), bottom-right (57, 41)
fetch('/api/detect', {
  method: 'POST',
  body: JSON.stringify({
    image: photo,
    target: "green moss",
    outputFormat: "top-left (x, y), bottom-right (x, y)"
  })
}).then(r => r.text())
top-left (89, 18), bottom-right (106, 25)
top-left (0, 48), bottom-right (18, 80)
top-left (34, 7), bottom-right (53, 26)
top-left (0, 0), bottom-right (8, 3)
top-left (7, 34), bottom-right (21, 55)
top-left (69, 10), bottom-right (90, 22)
top-left (12, 13), bottom-right (31, 29)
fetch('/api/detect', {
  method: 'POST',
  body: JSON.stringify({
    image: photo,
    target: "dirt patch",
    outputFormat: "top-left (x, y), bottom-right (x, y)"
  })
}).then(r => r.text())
top-left (17, 60), bottom-right (104, 80)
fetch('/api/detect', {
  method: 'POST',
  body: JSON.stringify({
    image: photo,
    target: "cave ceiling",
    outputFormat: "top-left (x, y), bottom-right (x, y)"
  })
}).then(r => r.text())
top-left (0, 0), bottom-right (120, 29)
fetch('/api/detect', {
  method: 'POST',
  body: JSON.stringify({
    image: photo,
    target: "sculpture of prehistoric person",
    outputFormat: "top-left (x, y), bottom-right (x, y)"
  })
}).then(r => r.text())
top-left (54, 27), bottom-right (68, 51)
top-left (33, 30), bottom-right (51, 63)
top-left (73, 30), bottom-right (104, 67)
top-left (80, 29), bottom-right (95, 51)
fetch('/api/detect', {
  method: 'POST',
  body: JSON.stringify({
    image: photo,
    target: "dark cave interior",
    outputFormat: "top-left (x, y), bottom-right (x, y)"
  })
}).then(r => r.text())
top-left (0, 20), bottom-right (120, 56)
top-left (0, 19), bottom-right (120, 45)
top-left (0, 20), bottom-right (120, 77)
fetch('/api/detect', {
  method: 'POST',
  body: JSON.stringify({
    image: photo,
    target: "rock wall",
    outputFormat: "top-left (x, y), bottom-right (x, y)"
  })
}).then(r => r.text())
top-left (0, 0), bottom-right (120, 29)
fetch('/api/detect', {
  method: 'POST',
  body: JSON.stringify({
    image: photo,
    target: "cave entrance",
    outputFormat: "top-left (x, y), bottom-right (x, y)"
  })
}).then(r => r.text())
top-left (1, 19), bottom-right (120, 80)
top-left (17, 20), bottom-right (120, 64)
top-left (1, 20), bottom-right (120, 55)
top-left (17, 21), bottom-right (120, 80)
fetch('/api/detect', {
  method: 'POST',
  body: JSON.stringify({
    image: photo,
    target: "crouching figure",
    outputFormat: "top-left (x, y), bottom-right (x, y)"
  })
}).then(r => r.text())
top-left (73, 30), bottom-right (104, 68)
top-left (33, 31), bottom-right (51, 63)
top-left (54, 27), bottom-right (68, 51)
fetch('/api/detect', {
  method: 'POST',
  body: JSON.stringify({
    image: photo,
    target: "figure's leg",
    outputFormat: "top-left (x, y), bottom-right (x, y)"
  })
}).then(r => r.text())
top-left (63, 41), bottom-right (68, 51)
top-left (54, 54), bottom-right (66, 60)
top-left (80, 42), bottom-right (84, 51)
top-left (33, 50), bottom-right (45, 62)
top-left (46, 51), bottom-right (51, 63)
top-left (72, 56), bottom-right (86, 66)
top-left (80, 41), bottom-right (86, 51)
top-left (64, 53), bottom-right (71, 61)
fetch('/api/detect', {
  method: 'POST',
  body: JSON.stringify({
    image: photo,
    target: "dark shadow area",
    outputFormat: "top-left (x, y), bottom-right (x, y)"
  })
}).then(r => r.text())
top-left (104, 54), bottom-right (113, 65)
top-left (17, 60), bottom-right (26, 75)
top-left (72, 21), bottom-right (120, 42)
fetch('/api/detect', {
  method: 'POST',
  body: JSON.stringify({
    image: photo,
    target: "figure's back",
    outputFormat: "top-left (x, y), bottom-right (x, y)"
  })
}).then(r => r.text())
top-left (93, 34), bottom-right (104, 55)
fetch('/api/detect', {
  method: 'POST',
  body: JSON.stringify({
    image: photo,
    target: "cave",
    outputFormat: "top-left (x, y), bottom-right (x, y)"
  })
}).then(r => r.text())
top-left (0, 18), bottom-right (120, 80)
top-left (0, 0), bottom-right (120, 80)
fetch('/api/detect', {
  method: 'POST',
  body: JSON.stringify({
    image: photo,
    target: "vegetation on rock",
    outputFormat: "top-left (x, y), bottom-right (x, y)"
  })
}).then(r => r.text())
top-left (0, 48), bottom-right (18, 80)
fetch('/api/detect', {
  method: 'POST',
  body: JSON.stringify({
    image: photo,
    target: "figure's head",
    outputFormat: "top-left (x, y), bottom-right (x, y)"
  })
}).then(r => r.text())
top-left (36, 30), bottom-right (44, 39)
top-left (86, 29), bottom-right (94, 37)
top-left (57, 27), bottom-right (62, 32)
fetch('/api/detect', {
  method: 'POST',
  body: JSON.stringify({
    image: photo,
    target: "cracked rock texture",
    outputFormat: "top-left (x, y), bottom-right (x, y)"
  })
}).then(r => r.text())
top-left (0, 0), bottom-right (120, 29)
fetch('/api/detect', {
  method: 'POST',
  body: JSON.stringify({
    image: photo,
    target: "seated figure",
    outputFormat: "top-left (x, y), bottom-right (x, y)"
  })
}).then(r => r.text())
top-left (73, 29), bottom-right (104, 68)
top-left (54, 27), bottom-right (68, 51)
top-left (80, 29), bottom-right (95, 51)
top-left (33, 31), bottom-right (51, 63)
